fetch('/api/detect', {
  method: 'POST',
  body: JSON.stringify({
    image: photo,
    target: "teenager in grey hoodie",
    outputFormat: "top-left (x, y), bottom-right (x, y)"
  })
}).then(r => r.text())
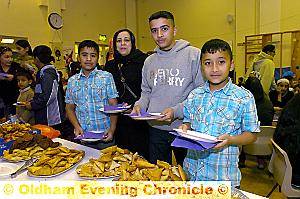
top-left (132, 11), bottom-right (204, 164)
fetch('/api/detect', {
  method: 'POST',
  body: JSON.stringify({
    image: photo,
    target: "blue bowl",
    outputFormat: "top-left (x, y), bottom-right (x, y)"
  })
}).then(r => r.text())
top-left (0, 138), bottom-right (14, 156)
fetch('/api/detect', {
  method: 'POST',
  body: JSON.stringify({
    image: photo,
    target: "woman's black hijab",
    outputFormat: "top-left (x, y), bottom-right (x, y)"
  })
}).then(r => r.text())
top-left (244, 76), bottom-right (265, 102)
top-left (112, 29), bottom-right (137, 63)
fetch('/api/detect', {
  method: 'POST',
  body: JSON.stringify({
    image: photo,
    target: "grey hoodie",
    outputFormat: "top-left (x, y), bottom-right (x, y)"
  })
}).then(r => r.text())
top-left (135, 39), bottom-right (204, 131)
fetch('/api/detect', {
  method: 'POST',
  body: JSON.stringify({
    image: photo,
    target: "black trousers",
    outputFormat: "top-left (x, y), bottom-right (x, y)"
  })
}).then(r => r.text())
top-left (149, 126), bottom-right (187, 165)
top-left (115, 115), bottom-right (149, 160)
top-left (52, 119), bottom-right (75, 141)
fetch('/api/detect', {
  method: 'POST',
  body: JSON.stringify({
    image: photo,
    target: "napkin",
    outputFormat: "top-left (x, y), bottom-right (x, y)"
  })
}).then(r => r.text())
top-left (74, 131), bottom-right (104, 140)
top-left (169, 131), bottom-right (220, 151)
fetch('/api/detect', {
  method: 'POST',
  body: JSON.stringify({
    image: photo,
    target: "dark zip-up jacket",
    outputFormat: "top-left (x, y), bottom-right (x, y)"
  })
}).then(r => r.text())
top-left (31, 65), bottom-right (65, 126)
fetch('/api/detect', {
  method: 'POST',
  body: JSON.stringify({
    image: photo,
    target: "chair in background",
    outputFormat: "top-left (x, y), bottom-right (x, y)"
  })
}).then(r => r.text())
top-left (266, 139), bottom-right (300, 198)
top-left (243, 126), bottom-right (276, 156)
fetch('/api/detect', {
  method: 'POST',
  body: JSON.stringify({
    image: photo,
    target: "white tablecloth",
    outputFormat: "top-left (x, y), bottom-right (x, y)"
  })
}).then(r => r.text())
top-left (241, 190), bottom-right (268, 198)
top-left (0, 138), bottom-right (269, 198)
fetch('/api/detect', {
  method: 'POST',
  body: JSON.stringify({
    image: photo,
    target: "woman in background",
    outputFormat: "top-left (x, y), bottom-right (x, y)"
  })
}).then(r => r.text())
top-left (274, 94), bottom-right (300, 188)
top-left (239, 77), bottom-right (274, 169)
top-left (105, 29), bottom-right (149, 159)
top-left (0, 46), bottom-right (24, 116)
top-left (269, 78), bottom-right (294, 111)
top-left (245, 77), bottom-right (274, 126)
top-left (15, 40), bottom-right (36, 74)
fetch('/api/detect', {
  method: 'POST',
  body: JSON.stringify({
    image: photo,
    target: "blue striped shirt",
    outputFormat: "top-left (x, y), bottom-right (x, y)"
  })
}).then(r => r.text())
top-left (182, 79), bottom-right (260, 187)
top-left (65, 69), bottom-right (118, 132)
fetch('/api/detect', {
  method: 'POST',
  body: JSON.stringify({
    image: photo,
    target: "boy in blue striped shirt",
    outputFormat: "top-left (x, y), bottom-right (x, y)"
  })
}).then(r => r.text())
top-left (66, 40), bottom-right (118, 149)
top-left (179, 39), bottom-right (259, 187)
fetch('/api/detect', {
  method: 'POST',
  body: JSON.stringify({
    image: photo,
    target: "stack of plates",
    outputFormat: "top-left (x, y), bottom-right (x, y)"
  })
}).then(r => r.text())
top-left (173, 129), bottom-right (220, 143)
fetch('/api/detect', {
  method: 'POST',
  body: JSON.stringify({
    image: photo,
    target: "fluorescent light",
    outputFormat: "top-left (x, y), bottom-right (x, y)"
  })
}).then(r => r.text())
top-left (1, 38), bottom-right (14, 44)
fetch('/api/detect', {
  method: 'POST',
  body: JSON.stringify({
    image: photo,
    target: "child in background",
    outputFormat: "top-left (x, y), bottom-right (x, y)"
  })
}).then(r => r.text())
top-left (25, 45), bottom-right (66, 130)
top-left (269, 78), bottom-right (294, 111)
top-left (179, 39), bottom-right (259, 187)
top-left (16, 70), bottom-right (35, 124)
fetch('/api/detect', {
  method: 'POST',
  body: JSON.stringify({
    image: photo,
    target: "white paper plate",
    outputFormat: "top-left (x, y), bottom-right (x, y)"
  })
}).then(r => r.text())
top-left (99, 105), bottom-right (131, 114)
top-left (173, 129), bottom-right (220, 143)
top-left (81, 138), bottom-right (102, 142)
top-left (0, 163), bottom-right (19, 178)
top-left (13, 102), bottom-right (27, 106)
top-left (130, 112), bottom-right (165, 120)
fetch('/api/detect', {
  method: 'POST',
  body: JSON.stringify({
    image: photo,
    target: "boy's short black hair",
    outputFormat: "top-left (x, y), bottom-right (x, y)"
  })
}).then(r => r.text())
top-left (262, 44), bottom-right (275, 53)
top-left (16, 69), bottom-right (34, 81)
top-left (78, 40), bottom-right (99, 55)
top-left (200, 39), bottom-right (233, 61)
top-left (148, 11), bottom-right (175, 26)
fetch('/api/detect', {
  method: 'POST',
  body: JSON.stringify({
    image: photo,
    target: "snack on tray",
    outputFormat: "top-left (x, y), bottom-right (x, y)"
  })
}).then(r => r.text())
top-left (27, 146), bottom-right (84, 176)
top-left (3, 134), bottom-right (60, 162)
top-left (76, 145), bottom-right (187, 181)
top-left (10, 134), bottom-right (59, 151)
top-left (0, 123), bottom-right (32, 142)
top-left (3, 145), bottom-right (44, 161)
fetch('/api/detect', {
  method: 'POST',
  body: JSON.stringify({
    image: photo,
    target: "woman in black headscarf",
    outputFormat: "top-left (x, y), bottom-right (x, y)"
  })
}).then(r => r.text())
top-left (105, 29), bottom-right (149, 159)
top-left (239, 77), bottom-right (274, 169)
top-left (274, 94), bottom-right (300, 187)
top-left (244, 77), bottom-right (274, 126)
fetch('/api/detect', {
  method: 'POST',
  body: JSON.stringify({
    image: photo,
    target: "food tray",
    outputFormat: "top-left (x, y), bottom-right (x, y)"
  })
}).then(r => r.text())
top-left (1, 143), bottom-right (61, 163)
top-left (27, 150), bottom-right (85, 178)
top-left (75, 163), bottom-right (120, 180)
top-left (1, 156), bottom-right (32, 163)
top-left (78, 174), bottom-right (120, 181)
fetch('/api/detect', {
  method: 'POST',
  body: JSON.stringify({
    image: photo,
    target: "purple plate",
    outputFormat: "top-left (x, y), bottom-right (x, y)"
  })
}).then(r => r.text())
top-left (75, 131), bottom-right (105, 141)
top-left (169, 131), bottom-right (221, 151)
top-left (0, 73), bottom-right (9, 78)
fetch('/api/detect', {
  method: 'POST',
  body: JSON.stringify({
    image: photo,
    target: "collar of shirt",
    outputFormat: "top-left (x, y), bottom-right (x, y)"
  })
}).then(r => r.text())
top-left (19, 86), bottom-right (31, 93)
top-left (77, 68), bottom-right (98, 80)
top-left (202, 78), bottom-right (233, 96)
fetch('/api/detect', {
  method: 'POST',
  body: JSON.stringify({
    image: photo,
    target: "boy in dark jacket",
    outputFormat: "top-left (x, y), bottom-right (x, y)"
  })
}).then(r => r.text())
top-left (25, 45), bottom-right (65, 129)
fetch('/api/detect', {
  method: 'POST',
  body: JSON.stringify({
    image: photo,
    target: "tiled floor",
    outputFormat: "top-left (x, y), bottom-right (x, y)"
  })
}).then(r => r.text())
top-left (240, 155), bottom-right (286, 199)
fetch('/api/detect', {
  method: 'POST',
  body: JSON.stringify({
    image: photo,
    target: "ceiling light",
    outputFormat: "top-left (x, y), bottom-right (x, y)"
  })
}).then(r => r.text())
top-left (1, 38), bottom-right (14, 44)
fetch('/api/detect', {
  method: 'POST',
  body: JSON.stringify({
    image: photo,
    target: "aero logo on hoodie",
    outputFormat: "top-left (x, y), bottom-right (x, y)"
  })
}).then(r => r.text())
top-left (153, 68), bottom-right (185, 87)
